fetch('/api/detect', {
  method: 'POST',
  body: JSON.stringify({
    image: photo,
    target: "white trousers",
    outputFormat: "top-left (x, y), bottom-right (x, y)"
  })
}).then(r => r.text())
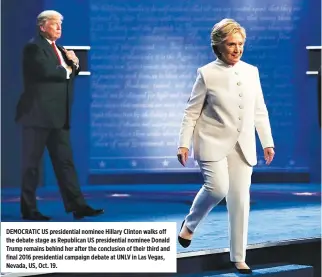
top-left (184, 142), bottom-right (253, 262)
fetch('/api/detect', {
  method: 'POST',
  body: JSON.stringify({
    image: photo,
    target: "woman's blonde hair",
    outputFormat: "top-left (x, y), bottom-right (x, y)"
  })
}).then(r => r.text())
top-left (210, 18), bottom-right (246, 57)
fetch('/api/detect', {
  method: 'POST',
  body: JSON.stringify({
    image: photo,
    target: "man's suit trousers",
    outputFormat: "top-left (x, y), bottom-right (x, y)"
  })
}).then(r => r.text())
top-left (184, 142), bottom-right (253, 262)
top-left (20, 127), bottom-right (86, 215)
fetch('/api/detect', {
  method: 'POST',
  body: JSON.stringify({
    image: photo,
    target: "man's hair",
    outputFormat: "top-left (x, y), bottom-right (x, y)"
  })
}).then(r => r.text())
top-left (37, 10), bottom-right (63, 27)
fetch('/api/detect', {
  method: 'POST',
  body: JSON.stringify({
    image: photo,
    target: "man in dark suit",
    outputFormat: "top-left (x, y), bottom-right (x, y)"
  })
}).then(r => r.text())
top-left (15, 10), bottom-right (104, 220)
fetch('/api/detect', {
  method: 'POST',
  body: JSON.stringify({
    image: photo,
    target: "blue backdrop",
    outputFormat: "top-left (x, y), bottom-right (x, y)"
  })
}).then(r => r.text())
top-left (88, 0), bottom-right (313, 174)
top-left (1, 0), bottom-right (320, 187)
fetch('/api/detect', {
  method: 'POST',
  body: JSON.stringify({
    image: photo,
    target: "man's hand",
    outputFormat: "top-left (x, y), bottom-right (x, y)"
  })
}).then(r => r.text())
top-left (264, 147), bottom-right (275, 165)
top-left (177, 147), bottom-right (189, 166)
top-left (63, 49), bottom-right (79, 65)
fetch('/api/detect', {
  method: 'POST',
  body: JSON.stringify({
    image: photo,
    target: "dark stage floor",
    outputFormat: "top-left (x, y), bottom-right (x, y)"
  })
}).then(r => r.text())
top-left (1, 183), bottom-right (320, 253)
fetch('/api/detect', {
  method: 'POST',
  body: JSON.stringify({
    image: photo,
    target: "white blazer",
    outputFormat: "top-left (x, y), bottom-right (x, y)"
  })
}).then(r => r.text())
top-left (178, 58), bottom-right (274, 166)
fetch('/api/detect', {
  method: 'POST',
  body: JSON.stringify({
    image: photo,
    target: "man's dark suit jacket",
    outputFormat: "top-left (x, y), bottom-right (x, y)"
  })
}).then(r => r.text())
top-left (15, 34), bottom-right (80, 128)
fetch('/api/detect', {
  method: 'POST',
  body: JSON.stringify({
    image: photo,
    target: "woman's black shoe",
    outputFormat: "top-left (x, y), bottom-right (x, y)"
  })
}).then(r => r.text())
top-left (178, 221), bottom-right (191, 248)
top-left (231, 262), bottom-right (253, 274)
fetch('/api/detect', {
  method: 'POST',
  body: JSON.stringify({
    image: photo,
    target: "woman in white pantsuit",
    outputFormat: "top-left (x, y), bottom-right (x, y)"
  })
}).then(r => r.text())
top-left (177, 19), bottom-right (275, 274)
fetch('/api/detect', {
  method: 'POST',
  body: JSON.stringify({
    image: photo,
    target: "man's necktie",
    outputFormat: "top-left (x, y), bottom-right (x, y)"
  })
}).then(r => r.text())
top-left (51, 42), bottom-right (62, 64)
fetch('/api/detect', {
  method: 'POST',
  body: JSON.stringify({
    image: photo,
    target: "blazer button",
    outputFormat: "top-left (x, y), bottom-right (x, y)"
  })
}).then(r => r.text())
top-left (237, 128), bottom-right (241, 132)
top-left (237, 81), bottom-right (241, 86)
top-left (239, 93), bottom-right (243, 97)
top-left (239, 105), bottom-right (243, 109)
top-left (238, 117), bottom-right (241, 120)
top-left (235, 72), bottom-right (239, 75)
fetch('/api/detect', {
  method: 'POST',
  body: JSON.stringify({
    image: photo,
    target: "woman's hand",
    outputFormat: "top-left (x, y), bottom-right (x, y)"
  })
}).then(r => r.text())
top-left (264, 147), bottom-right (275, 165)
top-left (177, 147), bottom-right (189, 166)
